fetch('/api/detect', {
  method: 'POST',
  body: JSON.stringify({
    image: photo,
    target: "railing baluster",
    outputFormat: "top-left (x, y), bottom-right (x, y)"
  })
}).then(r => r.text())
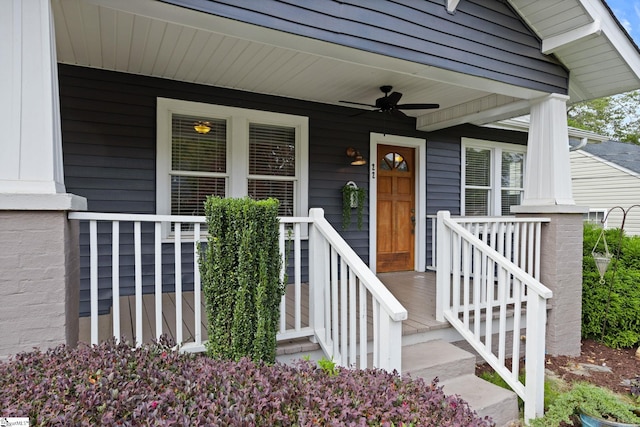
top-left (112, 221), bottom-right (120, 342)
top-left (134, 221), bottom-right (142, 347)
top-left (359, 282), bottom-right (367, 369)
top-left (340, 259), bottom-right (348, 366)
top-left (372, 299), bottom-right (380, 368)
top-left (348, 269), bottom-right (357, 367)
top-left (154, 222), bottom-right (162, 340)
top-left (90, 220), bottom-right (98, 345)
top-left (294, 223), bottom-right (302, 331)
top-left (279, 223), bottom-right (286, 334)
top-left (331, 248), bottom-right (339, 362)
top-left (174, 224), bottom-right (182, 345)
top-left (193, 223), bottom-right (201, 345)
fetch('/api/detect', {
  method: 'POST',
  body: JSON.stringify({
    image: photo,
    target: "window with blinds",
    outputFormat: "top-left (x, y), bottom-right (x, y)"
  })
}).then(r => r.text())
top-left (465, 148), bottom-right (491, 216)
top-left (158, 98), bottom-right (308, 232)
top-left (171, 114), bottom-right (226, 217)
top-left (500, 151), bottom-right (524, 215)
top-left (462, 140), bottom-right (526, 216)
top-left (248, 123), bottom-right (296, 216)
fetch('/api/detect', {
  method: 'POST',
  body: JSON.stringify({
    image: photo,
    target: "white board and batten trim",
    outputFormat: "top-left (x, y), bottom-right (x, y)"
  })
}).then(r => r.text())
top-left (368, 133), bottom-right (427, 273)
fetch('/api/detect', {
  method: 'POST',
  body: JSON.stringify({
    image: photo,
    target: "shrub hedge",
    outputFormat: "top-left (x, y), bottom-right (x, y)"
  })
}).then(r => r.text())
top-left (583, 224), bottom-right (640, 348)
top-left (0, 339), bottom-right (494, 426)
top-left (201, 197), bottom-right (284, 363)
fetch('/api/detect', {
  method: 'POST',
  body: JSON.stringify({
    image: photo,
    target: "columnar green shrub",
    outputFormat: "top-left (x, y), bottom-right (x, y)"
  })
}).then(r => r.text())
top-left (582, 223), bottom-right (640, 348)
top-left (201, 197), bottom-right (284, 363)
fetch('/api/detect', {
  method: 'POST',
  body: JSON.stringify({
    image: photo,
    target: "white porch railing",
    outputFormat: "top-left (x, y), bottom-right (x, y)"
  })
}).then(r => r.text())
top-left (308, 209), bottom-right (407, 371)
top-left (68, 208), bottom-right (407, 372)
top-left (428, 214), bottom-right (549, 279)
top-left (435, 211), bottom-right (552, 423)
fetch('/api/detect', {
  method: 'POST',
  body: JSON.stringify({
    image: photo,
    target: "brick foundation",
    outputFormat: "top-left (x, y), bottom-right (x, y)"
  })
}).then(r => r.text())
top-left (514, 209), bottom-right (584, 356)
top-left (0, 211), bottom-right (80, 359)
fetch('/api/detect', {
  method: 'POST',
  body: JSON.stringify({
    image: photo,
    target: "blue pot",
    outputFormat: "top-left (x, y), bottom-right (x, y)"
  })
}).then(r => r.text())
top-left (580, 412), bottom-right (640, 427)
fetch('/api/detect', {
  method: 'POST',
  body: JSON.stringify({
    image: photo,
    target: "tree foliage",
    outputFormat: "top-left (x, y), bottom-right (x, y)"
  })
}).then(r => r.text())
top-left (567, 90), bottom-right (640, 145)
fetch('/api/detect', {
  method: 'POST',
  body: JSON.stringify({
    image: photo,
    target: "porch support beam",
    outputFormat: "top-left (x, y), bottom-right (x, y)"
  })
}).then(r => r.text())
top-left (0, 0), bottom-right (66, 196)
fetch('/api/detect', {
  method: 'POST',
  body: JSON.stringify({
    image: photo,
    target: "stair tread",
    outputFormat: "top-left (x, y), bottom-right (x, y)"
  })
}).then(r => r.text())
top-left (402, 340), bottom-right (476, 381)
top-left (441, 374), bottom-right (519, 426)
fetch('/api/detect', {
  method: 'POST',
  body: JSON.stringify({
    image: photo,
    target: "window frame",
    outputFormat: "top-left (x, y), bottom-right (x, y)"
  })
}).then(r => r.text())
top-left (157, 98), bottom-right (308, 228)
top-left (461, 138), bottom-right (526, 216)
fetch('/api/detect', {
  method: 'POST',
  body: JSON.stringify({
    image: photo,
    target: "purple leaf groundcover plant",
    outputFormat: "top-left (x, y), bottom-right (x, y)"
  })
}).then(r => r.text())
top-left (0, 338), bottom-right (493, 426)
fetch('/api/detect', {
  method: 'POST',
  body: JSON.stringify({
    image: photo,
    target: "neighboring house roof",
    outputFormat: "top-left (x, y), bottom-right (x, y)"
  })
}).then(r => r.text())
top-left (578, 140), bottom-right (640, 176)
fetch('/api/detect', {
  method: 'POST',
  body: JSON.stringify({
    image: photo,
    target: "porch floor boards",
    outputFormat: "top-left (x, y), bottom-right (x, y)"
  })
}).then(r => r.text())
top-left (78, 271), bottom-right (444, 348)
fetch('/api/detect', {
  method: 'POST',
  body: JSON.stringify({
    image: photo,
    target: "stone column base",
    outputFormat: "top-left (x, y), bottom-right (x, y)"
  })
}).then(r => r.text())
top-left (513, 205), bottom-right (587, 356)
top-left (0, 209), bottom-right (81, 359)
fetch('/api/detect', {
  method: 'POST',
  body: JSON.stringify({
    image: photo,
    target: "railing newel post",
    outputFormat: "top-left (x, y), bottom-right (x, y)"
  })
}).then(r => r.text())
top-left (436, 211), bottom-right (451, 322)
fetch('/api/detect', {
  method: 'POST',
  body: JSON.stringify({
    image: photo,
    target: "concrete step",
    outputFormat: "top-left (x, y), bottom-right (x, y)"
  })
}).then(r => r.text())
top-left (441, 374), bottom-right (519, 427)
top-left (402, 340), bottom-right (476, 382)
top-left (403, 340), bottom-right (519, 427)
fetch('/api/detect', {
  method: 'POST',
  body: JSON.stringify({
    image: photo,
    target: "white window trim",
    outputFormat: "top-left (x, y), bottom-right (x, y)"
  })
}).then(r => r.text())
top-left (585, 208), bottom-right (608, 227)
top-left (156, 97), bottom-right (309, 223)
top-left (461, 138), bottom-right (526, 216)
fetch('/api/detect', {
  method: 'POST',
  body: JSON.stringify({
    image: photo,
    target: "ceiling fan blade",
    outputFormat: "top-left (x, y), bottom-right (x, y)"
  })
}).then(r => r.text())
top-left (389, 108), bottom-right (408, 118)
top-left (396, 103), bottom-right (440, 110)
top-left (387, 91), bottom-right (403, 105)
top-left (339, 100), bottom-right (377, 108)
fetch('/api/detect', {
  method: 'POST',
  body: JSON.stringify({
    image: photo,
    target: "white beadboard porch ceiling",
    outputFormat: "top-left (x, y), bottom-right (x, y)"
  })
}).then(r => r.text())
top-left (52, 0), bottom-right (640, 131)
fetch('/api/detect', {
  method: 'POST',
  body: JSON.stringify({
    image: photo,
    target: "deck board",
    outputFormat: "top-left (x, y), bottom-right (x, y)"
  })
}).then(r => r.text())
top-left (79, 271), bottom-right (442, 347)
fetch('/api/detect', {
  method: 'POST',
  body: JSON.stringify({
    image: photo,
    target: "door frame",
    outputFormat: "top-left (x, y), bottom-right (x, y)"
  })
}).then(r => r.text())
top-left (368, 133), bottom-right (426, 273)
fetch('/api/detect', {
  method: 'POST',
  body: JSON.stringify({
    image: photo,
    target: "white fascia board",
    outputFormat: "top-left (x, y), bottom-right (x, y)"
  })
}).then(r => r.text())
top-left (580, 0), bottom-right (640, 80)
top-left (542, 20), bottom-right (601, 54)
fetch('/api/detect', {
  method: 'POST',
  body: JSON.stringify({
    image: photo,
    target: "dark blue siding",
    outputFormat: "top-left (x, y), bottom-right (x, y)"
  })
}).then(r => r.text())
top-left (161, 0), bottom-right (568, 94)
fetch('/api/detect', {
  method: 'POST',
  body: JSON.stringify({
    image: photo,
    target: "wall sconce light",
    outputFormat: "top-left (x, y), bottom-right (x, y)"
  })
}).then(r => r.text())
top-left (194, 121), bottom-right (211, 134)
top-left (346, 147), bottom-right (367, 166)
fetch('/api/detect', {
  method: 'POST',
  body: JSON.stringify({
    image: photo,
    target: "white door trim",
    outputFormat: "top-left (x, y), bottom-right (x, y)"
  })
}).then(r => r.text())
top-left (369, 133), bottom-right (427, 273)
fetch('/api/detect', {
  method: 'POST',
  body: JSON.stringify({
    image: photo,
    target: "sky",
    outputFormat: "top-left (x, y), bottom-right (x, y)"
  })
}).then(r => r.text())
top-left (606, 0), bottom-right (640, 46)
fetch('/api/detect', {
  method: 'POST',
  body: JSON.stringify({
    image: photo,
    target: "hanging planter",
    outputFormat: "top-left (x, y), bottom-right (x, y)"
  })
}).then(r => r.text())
top-left (342, 181), bottom-right (366, 230)
top-left (592, 226), bottom-right (612, 284)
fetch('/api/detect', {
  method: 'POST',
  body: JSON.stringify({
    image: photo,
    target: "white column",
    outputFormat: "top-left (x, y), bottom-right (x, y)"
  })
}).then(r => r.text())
top-left (521, 94), bottom-right (575, 206)
top-left (0, 0), bottom-right (65, 195)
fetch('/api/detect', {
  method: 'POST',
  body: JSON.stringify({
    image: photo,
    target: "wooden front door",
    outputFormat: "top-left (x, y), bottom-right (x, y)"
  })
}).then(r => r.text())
top-left (376, 144), bottom-right (415, 272)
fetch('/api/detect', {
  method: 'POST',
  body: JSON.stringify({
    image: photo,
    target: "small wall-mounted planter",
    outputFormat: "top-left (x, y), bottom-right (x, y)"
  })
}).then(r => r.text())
top-left (342, 181), bottom-right (365, 230)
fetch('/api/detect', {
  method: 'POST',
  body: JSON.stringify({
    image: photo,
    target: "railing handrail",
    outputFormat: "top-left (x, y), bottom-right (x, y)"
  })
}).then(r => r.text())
top-left (69, 212), bottom-right (314, 225)
top-left (439, 215), bottom-right (552, 299)
top-left (309, 209), bottom-right (408, 322)
top-left (427, 214), bottom-right (551, 224)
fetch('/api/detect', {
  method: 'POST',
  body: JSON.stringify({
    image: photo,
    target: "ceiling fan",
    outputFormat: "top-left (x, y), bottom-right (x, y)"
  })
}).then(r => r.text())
top-left (340, 85), bottom-right (439, 117)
